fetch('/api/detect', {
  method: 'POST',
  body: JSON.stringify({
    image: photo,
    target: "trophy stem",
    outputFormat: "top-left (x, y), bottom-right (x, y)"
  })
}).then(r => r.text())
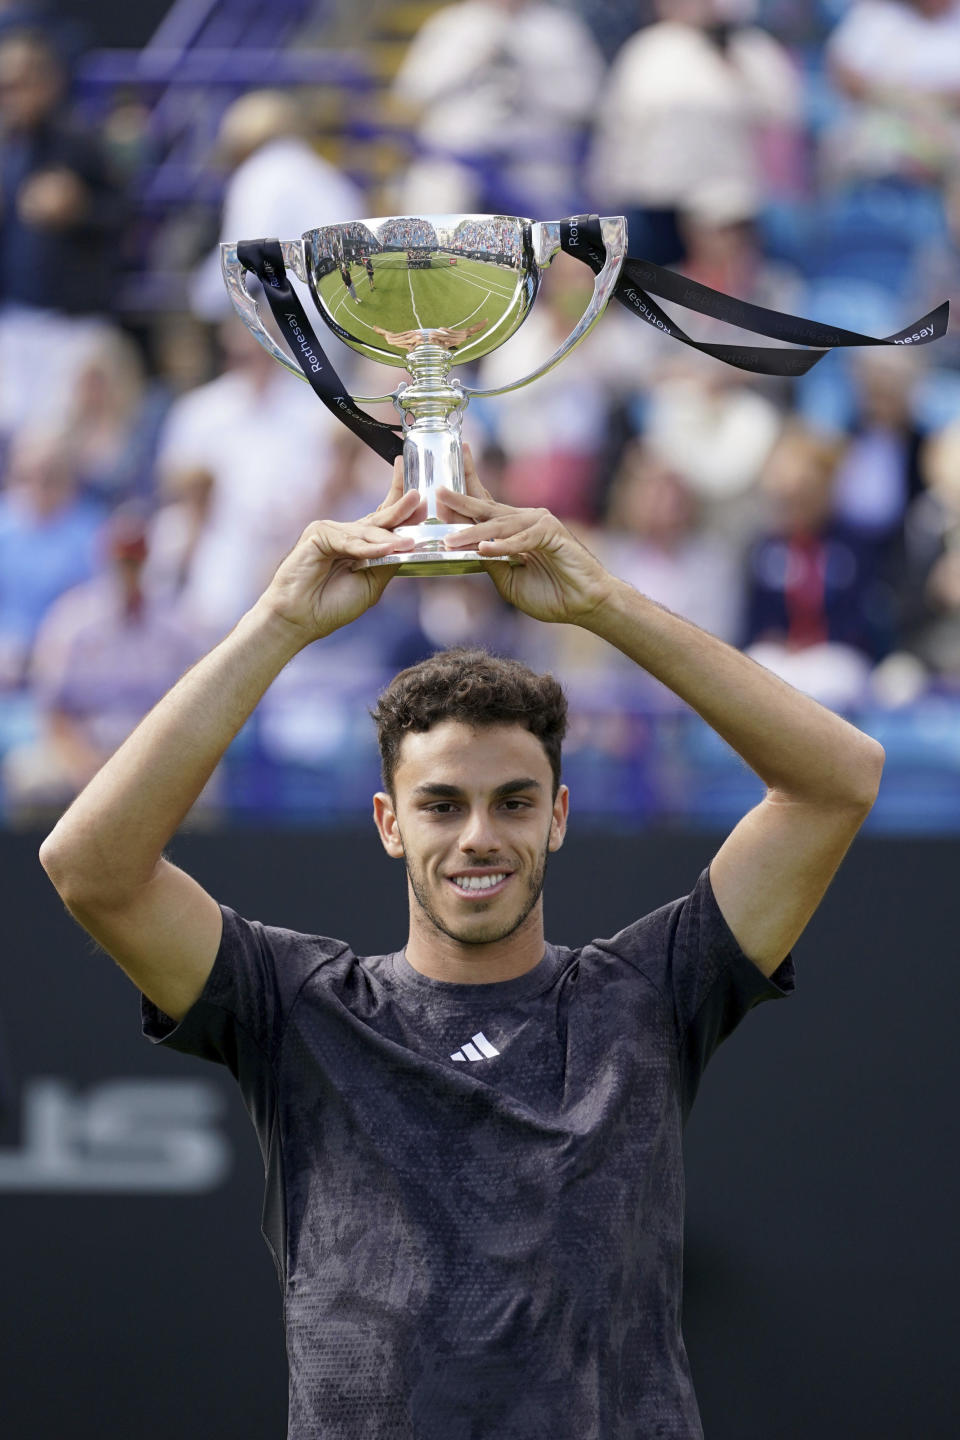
top-left (398, 342), bottom-right (467, 525)
top-left (354, 341), bottom-right (486, 574)
top-left (360, 342), bottom-right (509, 575)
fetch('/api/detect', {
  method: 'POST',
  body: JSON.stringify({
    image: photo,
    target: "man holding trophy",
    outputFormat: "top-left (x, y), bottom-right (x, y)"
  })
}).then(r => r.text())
top-left (39, 210), bottom-right (942, 1437)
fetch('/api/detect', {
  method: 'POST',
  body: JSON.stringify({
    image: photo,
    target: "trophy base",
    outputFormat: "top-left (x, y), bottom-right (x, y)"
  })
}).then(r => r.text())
top-left (362, 548), bottom-right (509, 577)
top-left (357, 522), bottom-right (509, 576)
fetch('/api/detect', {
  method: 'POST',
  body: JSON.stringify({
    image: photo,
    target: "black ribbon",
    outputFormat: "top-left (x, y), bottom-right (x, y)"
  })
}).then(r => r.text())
top-left (236, 224), bottom-right (949, 462)
top-left (559, 214), bottom-right (949, 378)
top-left (235, 239), bottom-right (403, 463)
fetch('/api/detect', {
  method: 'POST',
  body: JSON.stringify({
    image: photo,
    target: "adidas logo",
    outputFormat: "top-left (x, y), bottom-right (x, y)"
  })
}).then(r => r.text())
top-left (450, 1031), bottom-right (500, 1062)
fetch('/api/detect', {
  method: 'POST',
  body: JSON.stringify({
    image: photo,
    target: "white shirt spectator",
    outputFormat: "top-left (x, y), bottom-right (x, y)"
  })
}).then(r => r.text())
top-left (155, 362), bottom-right (341, 637)
top-left (392, 0), bottom-right (604, 215)
top-left (827, 0), bottom-right (960, 92)
top-left (192, 135), bottom-right (366, 320)
top-left (589, 19), bottom-right (802, 209)
top-left (823, 0), bottom-right (960, 182)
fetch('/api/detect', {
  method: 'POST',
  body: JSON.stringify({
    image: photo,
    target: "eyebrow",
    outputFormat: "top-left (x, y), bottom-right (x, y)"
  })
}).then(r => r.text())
top-left (412, 778), bottom-right (543, 800)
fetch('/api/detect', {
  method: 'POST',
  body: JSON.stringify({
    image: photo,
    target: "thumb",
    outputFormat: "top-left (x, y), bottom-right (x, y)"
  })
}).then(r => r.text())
top-left (377, 456), bottom-right (405, 510)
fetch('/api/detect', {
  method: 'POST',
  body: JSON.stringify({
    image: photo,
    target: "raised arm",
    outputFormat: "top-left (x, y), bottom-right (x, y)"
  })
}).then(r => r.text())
top-left (578, 585), bottom-right (884, 976)
top-left (438, 467), bottom-right (884, 977)
top-left (39, 471), bottom-right (422, 1022)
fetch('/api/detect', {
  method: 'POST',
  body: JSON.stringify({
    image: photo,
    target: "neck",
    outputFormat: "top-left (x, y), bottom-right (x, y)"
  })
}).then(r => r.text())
top-left (404, 890), bottom-right (546, 984)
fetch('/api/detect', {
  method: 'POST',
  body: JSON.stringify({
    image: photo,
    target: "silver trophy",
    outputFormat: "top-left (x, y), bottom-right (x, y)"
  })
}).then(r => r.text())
top-left (222, 214), bottom-right (626, 575)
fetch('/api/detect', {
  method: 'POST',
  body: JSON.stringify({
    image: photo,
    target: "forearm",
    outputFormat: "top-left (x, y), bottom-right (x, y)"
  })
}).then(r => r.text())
top-left (583, 581), bottom-right (884, 806)
top-left (39, 601), bottom-right (304, 903)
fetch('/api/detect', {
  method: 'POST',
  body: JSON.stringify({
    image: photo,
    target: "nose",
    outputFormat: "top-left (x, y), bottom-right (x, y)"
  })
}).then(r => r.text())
top-left (458, 805), bottom-right (501, 856)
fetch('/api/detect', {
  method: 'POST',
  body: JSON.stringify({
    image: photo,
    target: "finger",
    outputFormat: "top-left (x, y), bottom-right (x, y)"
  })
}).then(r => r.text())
top-left (443, 512), bottom-right (541, 546)
top-left (359, 522), bottom-right (416, 549)
top-left (377, 456), bottom-right (405, 510)
top-left (476, 525), bottom-right (543, 555)
top-left (371, 488), bottom-right (423, 525)
top-left (314, 526), bottom-right (414, 559)
top-left (372, 465), bottom-right (412, 515)
top-left (462, 444), bottom-right (492, 500)
top-left (435, 486), bottom-right (501, 520)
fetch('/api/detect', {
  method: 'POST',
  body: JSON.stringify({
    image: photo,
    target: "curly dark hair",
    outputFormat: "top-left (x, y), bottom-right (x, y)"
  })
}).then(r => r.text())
top-left (372, 648), bottom-right (567, 796)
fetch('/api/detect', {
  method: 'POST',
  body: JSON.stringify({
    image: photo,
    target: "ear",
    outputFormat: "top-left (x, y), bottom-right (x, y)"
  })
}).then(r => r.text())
top-left (373, 791), bottom-right (405, 858)
top-left (548, 784), bottom-right (569, 853)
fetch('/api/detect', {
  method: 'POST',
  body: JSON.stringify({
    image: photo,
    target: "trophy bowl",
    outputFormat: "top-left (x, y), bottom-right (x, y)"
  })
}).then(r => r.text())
top-left (304, 214), bottom-right (539, 370)
top-left (222, 214), bottom-right (627, 574)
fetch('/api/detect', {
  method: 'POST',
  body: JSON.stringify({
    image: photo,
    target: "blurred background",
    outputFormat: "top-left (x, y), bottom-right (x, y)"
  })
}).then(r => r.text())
top-left (1, 0), bottom-right (960, 830)
top-left (1, 3), bottom-right (959, 1438)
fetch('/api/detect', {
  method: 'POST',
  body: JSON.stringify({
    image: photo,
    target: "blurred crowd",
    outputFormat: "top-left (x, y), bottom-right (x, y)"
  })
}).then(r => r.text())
top-left (1, 0), bottom-right (960, 823)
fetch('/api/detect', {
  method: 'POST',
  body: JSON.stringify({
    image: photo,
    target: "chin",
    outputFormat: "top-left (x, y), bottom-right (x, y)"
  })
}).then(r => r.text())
top-left (442, 906), bottom-right (530, 947)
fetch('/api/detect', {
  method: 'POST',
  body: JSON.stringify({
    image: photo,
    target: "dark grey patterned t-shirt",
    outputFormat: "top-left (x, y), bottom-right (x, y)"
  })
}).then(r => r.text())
top-left (141, 867), bottom-right (794, 1440)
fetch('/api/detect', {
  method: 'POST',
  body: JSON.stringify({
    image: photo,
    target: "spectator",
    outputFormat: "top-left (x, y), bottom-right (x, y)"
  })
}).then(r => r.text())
top-left (600, 439), bottom-right (745, 644)
top-left (390, 0), bottom-right (604, 216)
top-left (2, 505), bottom-right (201, 818)
top-left (589, 0), bottom-right (803, 265)
top-left (155, 321), bottom-right (347, 640)
top-left (0, 427), bottom-right (103, 688)
top-left (675, 178), bottom-right (806, 325)
top-left (824, 0), bottom-right (960, 188)
top-left (897, 419), bottom-right (960, 679)
top-left (62, 328), bottom-right (170, 507)
top-left (474, 253), bottom-right (614, 521)
top-left (831, 348), bottom-right (925, 559)
top-left (906, 168), bottom-right (960, 374)
top-left (0, 29), bottom-right (125, 441)
top-left (641, 359), bottom-right (783, 534)
top-left (141, 463), bottom-right (216, 621)
top-left (190, 89), bottom-right (365, 322)
top-left (743, 421), bottom-right (889, 707)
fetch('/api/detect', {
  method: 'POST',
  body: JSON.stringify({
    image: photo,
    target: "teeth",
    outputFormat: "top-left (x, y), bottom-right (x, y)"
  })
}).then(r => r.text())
top-left (452, 873), bottom-right (507, 892)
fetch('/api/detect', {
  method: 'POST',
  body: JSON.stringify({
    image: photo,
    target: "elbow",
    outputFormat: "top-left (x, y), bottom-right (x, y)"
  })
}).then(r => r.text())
top-left (38, 829), bottom-right (66, 888)
top-left (847, 736), bottom-right (885, 814)
top-left (38, 828), bottom-right (82, 904)
top-left (38, 823), bottom-right (109, 909)
top-left (40, 824), bottom-right (159, 913)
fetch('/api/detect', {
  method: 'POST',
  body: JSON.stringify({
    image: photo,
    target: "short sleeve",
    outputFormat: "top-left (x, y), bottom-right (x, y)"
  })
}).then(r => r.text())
top-left (140, 905), bottom-right (348, 1074)
top-left (596, 868), bottom-right (795, 1119)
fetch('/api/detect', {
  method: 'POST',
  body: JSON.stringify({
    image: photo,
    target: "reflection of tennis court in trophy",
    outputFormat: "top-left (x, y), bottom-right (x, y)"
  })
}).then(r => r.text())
top-left (315, 252), bottom-right (526, 359)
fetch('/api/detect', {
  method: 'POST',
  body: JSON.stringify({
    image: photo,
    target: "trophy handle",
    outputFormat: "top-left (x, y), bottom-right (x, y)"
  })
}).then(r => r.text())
top-left (220, 239), bottom-right (317, 380)
top-left (462, 215), bottom-right (626, 399)
top-left (221, 239), bottom-right (398, 404)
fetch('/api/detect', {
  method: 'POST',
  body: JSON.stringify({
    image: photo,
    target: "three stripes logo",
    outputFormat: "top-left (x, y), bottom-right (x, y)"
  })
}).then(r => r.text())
top-left (450, 1032), bottom-right (500, 1063)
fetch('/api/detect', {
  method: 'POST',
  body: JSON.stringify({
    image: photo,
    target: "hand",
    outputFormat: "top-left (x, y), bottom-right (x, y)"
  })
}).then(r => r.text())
top-left (436, 447), bottom-right (616, 625)
top-left (259, 461), bottom-right (425, 642)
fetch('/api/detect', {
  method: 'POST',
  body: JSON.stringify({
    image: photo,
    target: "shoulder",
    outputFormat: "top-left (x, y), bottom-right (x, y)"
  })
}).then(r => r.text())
top-left (207, 905), bottom-right (355, 1012)
top-left (220, 905), bottom-right (350, 964)
top-left (589, 889), bottom-right (689, 973)
top-left (586, 868), bottom-right (738, 984)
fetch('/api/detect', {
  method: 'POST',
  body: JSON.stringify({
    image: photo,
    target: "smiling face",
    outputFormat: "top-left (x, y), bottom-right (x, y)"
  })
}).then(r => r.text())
top-left (373, 720), bottom-right (568, 982)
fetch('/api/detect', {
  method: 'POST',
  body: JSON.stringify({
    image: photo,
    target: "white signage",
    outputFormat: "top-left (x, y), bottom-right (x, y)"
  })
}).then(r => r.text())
top-left (0, 1077), bottom-right (232, 1192)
